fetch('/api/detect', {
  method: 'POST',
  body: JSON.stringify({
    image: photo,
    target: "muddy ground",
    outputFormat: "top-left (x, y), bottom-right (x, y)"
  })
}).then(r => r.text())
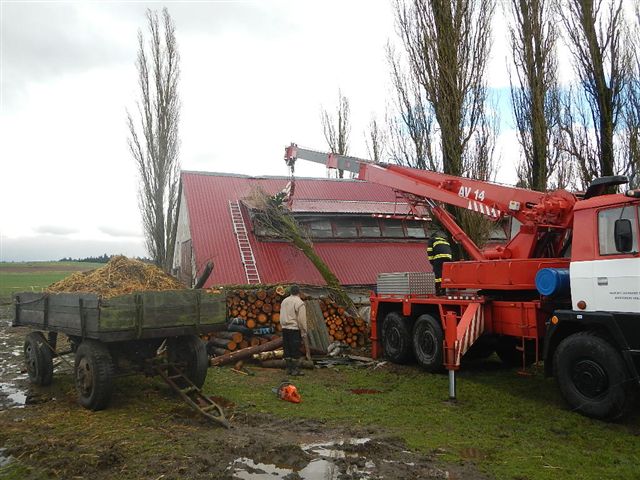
top-left (0, 304), bottom-right (489, 480)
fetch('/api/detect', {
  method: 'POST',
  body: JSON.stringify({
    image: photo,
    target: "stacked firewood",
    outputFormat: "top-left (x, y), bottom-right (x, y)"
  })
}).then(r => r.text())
top-left (226, 288), bottom-right (283, 332)
top-left (320, 298), bottom-right (367, 348)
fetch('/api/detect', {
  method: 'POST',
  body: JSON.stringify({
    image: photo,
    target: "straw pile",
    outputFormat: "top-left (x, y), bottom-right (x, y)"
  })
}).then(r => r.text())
top-left (47, 256), bottom-right (185, 298)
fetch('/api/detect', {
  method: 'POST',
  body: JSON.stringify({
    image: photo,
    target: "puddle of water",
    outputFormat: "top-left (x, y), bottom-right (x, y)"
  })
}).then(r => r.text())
top-left (229, 438), bottom-right (375, 480)
top-left (230, 457), bottom-right (294, 479)
top-left (0, 383), bottom-right (27, 408)
top-left (0, 448), bottom-right (13, 468)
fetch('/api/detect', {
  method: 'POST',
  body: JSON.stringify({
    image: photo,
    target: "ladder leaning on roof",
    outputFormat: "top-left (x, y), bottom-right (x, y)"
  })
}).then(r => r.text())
top-left (228, 200), bottom-right (261, 284)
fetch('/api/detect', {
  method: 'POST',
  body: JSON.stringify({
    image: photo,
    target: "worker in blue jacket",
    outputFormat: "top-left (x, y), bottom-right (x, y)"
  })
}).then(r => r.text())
top-left (427, 231), bottom-right (453, 295)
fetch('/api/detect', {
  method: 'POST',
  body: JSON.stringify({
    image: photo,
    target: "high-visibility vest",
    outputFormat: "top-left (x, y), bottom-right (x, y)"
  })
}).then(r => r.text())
top-left (427, 237), bottom-right (453, 262)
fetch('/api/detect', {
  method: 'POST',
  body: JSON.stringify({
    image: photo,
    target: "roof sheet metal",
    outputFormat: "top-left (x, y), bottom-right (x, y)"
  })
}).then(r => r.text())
top-left (181, 172), bottom-right (432, 286)
top-left (291, 199), bottom-right (430, 216)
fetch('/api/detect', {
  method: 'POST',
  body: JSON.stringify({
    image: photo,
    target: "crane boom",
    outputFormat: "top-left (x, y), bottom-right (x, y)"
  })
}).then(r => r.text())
top-left (284, 144), bottom-right (577, 260)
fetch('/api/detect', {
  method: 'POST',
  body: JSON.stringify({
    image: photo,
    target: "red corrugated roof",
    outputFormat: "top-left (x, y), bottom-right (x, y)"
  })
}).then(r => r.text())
top-left (181, 171), bottom-right (432, 286)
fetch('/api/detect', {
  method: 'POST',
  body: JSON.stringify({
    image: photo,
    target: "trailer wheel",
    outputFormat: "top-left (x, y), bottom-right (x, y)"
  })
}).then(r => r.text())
top-left (24, 332), bottom-right (54, 386)
top-left (381, 312), bottom-right (413, 364)
top-left (412, 314), bottom-right (444, 372)
top-left (74, 340), bottom-right (114, 411)
top-left (553, 332), bottom-right (637, 421)
top-left (168, 335), bottom-right (208, 388)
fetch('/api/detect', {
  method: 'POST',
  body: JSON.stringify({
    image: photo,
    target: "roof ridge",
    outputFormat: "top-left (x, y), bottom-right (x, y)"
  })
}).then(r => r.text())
top-left (180, 170), bottom-right (365, 182)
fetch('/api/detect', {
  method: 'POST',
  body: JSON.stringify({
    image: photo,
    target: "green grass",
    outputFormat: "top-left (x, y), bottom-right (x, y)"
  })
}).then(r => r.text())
top-left (204, 362), bottom-right (640, 480)
top-left (0, 262), bottom-right (103, 300)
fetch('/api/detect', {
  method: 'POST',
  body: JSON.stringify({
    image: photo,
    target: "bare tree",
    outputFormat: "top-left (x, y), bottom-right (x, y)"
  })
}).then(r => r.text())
top-left (364, 115), bottom-right (388, 163)
top-left (558, 0), bottom-right (630, 188)
top-left (127, 8), bottom-right (181, 271)
top-left (391, 0), bottom-right (497, 248)
top-left (321, 90), bottom-right (351, 178)
top-left (508, 0), bottom-right (565, 191)
top-left (623, 1), bottom-right (640, 187)
top-left (386, 45), bottom-right (437, 170)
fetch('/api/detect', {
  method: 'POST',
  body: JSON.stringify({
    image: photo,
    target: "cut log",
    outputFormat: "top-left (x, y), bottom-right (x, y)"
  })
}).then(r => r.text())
top-left (209, 347), bottom-right (229, 357)
top-left (210, 337), bottom-right (283, 366)
top-left (209, 337), bottom-right (237, 351)
top-left (217, 331), bottom-right (243, 343)
top-left (252, 349), bottom-right (284, 361)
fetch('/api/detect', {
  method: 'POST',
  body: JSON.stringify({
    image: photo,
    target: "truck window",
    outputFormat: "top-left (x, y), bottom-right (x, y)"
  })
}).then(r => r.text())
top-left (598, 206), bottom-right (639, 255)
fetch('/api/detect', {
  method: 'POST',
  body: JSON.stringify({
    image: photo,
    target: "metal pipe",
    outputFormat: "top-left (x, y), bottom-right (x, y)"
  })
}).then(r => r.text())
top-left (448, 370), bottom-right (456, 401)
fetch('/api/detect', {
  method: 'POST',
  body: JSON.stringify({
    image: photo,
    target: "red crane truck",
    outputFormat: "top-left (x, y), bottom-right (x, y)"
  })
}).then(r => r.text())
top-left (284, 144), bottom-right (640, 421)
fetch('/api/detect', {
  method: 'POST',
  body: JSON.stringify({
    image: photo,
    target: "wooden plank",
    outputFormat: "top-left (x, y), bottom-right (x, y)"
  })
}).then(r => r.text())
top-left (305, 299), bottom-right (330, 354)
top-left (140, 290), bottom-right (199, 329)
top-left (199, 291), bottom-right (227, 326)
top-left (99, 294), bottom-right (137, 332)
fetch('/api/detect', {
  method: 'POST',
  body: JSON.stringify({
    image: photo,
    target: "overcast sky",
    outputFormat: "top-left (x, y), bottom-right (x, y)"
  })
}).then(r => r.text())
top-left (0, 0), bottom-right (541, 262)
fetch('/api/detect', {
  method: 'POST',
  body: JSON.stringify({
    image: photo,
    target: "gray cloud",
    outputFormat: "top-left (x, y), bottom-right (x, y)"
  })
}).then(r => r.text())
top-left (1, 3), bottom-right (133, 105)
top-left (33, 225), bottom-right (78, 236)
top-left (98, 225), bottom-right (143, 238)
top-left (1, 235), bottom-right (145, 261)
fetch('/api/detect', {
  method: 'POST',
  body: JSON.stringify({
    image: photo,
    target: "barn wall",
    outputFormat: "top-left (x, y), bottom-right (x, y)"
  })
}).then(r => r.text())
top-left (173, 189), bottom-right (195, 286)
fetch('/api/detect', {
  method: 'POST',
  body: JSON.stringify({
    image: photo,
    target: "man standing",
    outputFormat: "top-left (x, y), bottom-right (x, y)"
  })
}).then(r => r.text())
top-left (279, 285), bottom-right (308, 376)
top-left (427, 231), bottom-right (453, 295)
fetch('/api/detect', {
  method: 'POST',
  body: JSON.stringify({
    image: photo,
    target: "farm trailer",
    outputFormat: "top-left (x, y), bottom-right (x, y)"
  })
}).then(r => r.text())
top-left (13, 289), bottom-right (228, 424)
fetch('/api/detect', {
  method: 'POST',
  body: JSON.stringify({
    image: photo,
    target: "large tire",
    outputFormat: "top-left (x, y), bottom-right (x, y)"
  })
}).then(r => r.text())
top-left (553, 332), bottom-right (637, 421)
top-left (495, 337), bottom-right (536, 367)
top-left (412, 314), bottom-right (444, 372)
top-left (168, 335), bottom-right (208, 388)
top-left (381, 312), bottom-right (413, 364)
top-left (24, 332), bottom-right (54, 386)
top-left (74, 340), bottom-right (114, 411)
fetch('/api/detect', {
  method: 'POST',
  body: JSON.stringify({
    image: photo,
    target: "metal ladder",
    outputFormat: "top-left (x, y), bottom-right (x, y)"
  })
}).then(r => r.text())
top-left (153, 362), bottom-right (229, 428)
top-left (229, 200), bottom-right (261, 284)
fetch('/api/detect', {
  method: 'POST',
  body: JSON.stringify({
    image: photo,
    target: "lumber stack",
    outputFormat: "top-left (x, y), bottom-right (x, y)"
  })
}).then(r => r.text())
top-left (320, 298), bottom-right (367, 348)
top-left (203, 330), bottom-right (275, 357)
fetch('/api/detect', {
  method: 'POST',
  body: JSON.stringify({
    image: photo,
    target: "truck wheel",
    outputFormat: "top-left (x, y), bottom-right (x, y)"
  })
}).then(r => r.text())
top-left (168, 335), bottom-right (208, 388)
top-left (412, 314), bottom-right (443, 372)
top-left (24, 332), bottom-right (54, 386)
top-left (74, 340), bottom-right (114, 411)
top-left (553, 332), bottom-right (637, 421)
top-left (381, 312), bottom-right (413, 364)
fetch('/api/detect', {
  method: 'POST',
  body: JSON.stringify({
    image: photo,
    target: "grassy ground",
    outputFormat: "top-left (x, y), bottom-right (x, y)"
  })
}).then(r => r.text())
top-left (206, 362), bottom-right (640, 480)
top-left (0, 262), bottom-right (102, 300)
top-left (0, 361), bottom-right (638, 480)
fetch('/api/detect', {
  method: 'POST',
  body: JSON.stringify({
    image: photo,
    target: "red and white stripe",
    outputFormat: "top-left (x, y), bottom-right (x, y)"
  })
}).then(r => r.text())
top-left (454, 303), bottom-right (485, 366)
top-left (466, 200), bottom-right (501, 219)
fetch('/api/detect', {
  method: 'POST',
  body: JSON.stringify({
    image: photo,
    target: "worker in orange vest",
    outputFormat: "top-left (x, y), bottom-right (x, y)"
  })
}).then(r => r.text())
top-left (279, 285), bottom-right (308, 376)
top-left (427, 231), bottom-right (453, 295)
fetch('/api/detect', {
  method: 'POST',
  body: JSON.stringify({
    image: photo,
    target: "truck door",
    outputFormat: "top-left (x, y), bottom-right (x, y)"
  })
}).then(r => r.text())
top-left (571, 205), bottom-right (640, 313)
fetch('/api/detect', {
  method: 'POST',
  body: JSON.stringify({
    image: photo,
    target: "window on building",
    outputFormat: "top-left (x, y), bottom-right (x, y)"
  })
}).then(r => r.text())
top-left (381, 220), bottom-right (405, 238)
top-left (308, 220), bottom-right (333, 238)
top-left (598, 206), bottom-right (639, 255)
top-left (359, 218), bottom-right (381, 237)
top-left (405, 221), bottom-right (427, 238)
top-left (334, 219), bottom-right (358, 238)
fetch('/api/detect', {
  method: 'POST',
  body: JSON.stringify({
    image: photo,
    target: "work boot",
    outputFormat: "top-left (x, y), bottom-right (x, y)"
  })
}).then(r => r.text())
top-left (285, 358), bottom-right (295, 375)
top-left (291, 359), bottom-right (305, 376)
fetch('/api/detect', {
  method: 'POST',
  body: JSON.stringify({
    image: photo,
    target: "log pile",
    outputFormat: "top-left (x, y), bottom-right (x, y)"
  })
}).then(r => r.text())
top-left (226, 288), bottom-right (284, 332)
top-left (204, 288), bottom-right (369, 367)
top-left (320, 298), bottom-right (367, 348)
